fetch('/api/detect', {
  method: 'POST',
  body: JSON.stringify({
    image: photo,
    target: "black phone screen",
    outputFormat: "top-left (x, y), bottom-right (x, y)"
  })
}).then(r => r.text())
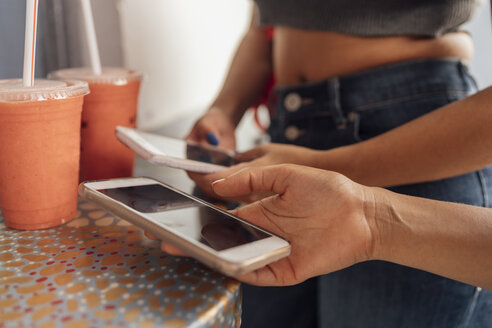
top-left (185, 144), bottom-right (236, 166)
top-left (98, 184), bottom-right (269, 251)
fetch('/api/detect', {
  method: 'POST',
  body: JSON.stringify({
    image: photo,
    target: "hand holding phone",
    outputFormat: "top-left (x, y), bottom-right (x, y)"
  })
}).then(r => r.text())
top-left (185, 108), bottom-right (237, 150)
top-left (79, 177), bottom-right (290, 276)
top-left (159, 164), bottom-right (378, 287)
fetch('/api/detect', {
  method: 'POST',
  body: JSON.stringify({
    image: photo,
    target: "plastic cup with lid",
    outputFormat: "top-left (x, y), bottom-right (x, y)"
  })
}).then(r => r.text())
top-left (0, 79), bottom-right (89, 230)
top-left (49, 67), bottom-right (143, 181)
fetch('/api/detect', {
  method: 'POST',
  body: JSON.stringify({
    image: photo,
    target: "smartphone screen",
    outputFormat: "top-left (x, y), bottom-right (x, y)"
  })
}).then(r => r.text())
top-left (98, 184), bottom-right (269, 251)
top-left (138, 131), bottom-right (237, 167)
top-left (185, 144), bottom-right (236, 167)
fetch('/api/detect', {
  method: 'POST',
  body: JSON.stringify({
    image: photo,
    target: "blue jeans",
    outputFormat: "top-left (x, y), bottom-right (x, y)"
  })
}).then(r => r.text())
top-left (241, 58), bottom-right (492, 328)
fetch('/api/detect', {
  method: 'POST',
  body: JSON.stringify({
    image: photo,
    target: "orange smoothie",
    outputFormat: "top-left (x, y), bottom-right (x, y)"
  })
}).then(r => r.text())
top-left (0, 79), bottom-right (89, 230)
top-left (48, 68), bottom-right (142, 181)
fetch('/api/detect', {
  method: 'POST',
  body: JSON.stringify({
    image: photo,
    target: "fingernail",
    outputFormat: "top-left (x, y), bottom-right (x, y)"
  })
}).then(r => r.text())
top-left (212, 178), bottom-right (225, 186)
top-left (206, 132), bottom-right (219, 146)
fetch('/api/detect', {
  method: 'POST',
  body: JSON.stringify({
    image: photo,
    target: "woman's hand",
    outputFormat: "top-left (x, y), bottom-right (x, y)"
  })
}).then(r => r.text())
top-left (158, 164), bottom-right (379, 286)
top-left (186, 108), bottom-right (237, 150)
top-left (147, 163), bottom-right (492, 289)
top-left (187, 143), bottom-right (322, 202)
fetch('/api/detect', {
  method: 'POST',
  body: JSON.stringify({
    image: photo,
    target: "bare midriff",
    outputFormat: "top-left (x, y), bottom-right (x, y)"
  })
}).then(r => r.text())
top-left (273, 27), bottom-right (474, 85)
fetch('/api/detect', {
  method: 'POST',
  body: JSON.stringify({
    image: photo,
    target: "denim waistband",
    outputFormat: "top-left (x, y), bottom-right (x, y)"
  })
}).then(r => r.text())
top-left (272, 57), bottom-right (475, 115)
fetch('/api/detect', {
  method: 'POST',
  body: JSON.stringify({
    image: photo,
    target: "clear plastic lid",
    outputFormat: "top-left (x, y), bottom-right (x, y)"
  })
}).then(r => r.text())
top-left (48, 67), bottom-right (143, 86)
top-left (0, 79), bottom-right (89, 103)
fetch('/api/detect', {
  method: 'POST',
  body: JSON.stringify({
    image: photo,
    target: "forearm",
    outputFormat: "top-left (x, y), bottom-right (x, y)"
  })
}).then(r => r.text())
top-left (369, 186), bottom-right (492, 289)
top-left (210, 10), bottom-right (272, 126)
top-left (314, 87), bottom-right (492, 187)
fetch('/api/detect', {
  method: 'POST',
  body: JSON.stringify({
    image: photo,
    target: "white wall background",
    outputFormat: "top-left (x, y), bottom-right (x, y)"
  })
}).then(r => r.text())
top-left (90, 0), bottom-right (124, 67)
top-left (464, 0), bottom-right (492, 89)
top-left (117, 0), bottom-right (252, 131)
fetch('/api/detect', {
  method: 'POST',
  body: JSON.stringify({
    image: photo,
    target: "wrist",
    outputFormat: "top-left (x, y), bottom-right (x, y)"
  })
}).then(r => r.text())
top-left (361, 186), bottom-right (393, 262)
top-left (313, 145), bottom-right (358, 178)
top-left (300, 148), bottom-right (324, 167)
top-left (208, 103), bottom-right (245, 127)
top-left (207, 106), bottom-right (233, 120)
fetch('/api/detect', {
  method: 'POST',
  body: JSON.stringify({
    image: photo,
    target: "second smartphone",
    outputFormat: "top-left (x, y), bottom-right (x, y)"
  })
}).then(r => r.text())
top-left (79, 177), bottom-right (291, 276)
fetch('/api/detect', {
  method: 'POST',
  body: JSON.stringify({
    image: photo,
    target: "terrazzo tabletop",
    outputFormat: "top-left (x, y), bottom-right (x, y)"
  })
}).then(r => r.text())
top-left (0, 162), bottom-right (241, 328)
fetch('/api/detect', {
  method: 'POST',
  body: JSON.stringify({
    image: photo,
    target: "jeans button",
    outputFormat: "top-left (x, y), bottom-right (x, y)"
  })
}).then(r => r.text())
top-left (284, 93), bottom-right (302, 112)
top-left (285, 126), bottom-right (301, 141)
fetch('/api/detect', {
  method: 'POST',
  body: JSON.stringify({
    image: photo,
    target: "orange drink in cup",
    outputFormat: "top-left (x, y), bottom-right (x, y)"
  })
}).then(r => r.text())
top-left (0, 79), bottom-right (89, 230)
top-left (48, 68), bottom-right (142, 181)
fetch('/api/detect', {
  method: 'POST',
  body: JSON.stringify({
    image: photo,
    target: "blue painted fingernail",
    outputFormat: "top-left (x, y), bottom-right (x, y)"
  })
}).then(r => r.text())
top-left (206, 132), bottom-right (219, 146)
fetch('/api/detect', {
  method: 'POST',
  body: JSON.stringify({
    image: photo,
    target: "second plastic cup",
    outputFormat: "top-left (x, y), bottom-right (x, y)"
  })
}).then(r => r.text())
top-left (0, 79), bottom-right (89, 230)
top-left (49, 67), bottom-right (143, 181)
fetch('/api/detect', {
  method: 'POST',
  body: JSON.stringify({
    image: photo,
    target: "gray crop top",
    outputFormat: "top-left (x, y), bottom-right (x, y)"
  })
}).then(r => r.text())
top-left (253, 0), bottom-right (484, 37)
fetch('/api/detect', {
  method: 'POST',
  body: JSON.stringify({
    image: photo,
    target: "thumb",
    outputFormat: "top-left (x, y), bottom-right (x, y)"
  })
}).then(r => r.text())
top-left (228, 201), bottom-right (285, 238)
top-left (211, 165), bottom-right (293, 198)
top-left (187, 122), bottom-right (221, 145)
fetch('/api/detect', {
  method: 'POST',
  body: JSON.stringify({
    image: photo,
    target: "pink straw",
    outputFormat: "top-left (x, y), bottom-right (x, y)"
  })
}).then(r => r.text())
top-left (22, 0), bottom-right (39, 87)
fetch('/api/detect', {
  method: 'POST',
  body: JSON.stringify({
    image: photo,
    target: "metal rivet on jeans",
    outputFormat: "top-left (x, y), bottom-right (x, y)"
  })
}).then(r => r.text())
top-left (284, 93), bottom-right (302, 112)
top-left (284, 126), bottom-right (301, 141)
top-left (348, 112), bottom-right (357, 123)
top-left (336, 123), bottom-right (347, 130)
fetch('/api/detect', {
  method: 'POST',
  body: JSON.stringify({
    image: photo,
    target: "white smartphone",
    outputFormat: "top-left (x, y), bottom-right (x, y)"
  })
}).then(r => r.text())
top-left (79, 177), bottom-right (291, 276)
top-left (115, 126), bottom-right (237, 173)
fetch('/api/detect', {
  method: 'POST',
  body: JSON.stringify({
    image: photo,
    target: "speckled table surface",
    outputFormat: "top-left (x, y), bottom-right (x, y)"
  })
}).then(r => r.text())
top-left (0, 167), bottom-right (242, 328)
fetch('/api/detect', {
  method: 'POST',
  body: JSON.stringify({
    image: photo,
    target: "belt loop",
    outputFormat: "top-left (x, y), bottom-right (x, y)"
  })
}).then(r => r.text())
top-left (327, 77), bottom-right (347, 130)
top-left (458, 59), bottom-right (479, 93)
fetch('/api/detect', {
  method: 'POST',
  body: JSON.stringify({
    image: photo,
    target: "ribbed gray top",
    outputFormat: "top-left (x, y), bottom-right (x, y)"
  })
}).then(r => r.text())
top-left (254, 0), bottom-right (483, 37)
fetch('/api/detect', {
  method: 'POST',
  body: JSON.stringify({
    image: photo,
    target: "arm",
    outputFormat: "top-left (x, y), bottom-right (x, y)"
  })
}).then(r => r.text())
top-left (210, 7), bottom-right (272, 126)
top-left (315, 86), bottom-right (492, 186)
top-left (186, 7), bottom-right (272, 149)
top-left (209, 165), bottom-right (492, 288)
top-left (187, 86), bottom-right (492, 199)
top-left (373, 183), bottom-right (492, 289)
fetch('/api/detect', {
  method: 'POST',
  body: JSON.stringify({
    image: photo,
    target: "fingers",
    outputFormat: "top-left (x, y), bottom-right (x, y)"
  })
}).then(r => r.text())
top-left (234, 267), bottom-right (281, 286)
top-left (187, 124), bottom-right (221, 146)
top-left (160, 242), bottom-right (189, 257)
top-left (212, 165), bottom-right (293, 198)
top-left (235, 146), bottom-right (265, 162)
top-left (229, 201), bottom-right (284, 236)
top-left (205, 132), bottom-right (219, 146)
top-left (187, 163), bottom-right (251, 200)
top-left (186, 109), bottom-right (234, 147)
top-left (144, 232), bottom-right (189, 256)
top-left (234, 258), bottom-right (302, 286)
top-left (144, 231), bottom-right (159, 241)
top-left (187, 170), bottom-right (228, 199)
